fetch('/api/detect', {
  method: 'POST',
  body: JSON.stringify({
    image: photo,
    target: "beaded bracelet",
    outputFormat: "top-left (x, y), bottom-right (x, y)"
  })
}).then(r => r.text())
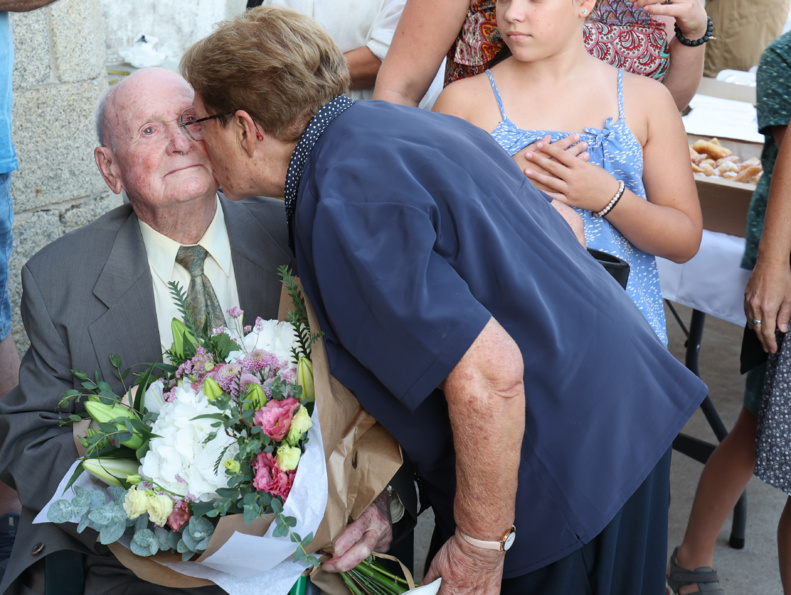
top-left (593, 180), bottom-right (625, 218)
top-left (674, 16), bottom-right (714, 47)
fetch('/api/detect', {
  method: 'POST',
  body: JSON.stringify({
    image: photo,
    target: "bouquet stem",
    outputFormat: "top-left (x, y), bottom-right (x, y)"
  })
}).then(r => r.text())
top-left (341, 558), bottom-right (410, 594)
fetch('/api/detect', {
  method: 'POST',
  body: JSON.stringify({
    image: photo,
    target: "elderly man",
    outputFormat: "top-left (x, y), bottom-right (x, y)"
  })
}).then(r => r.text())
top-left (181, 7), bottom-right (710, 594)
top-left (0, 67), bottom-right (299, 594)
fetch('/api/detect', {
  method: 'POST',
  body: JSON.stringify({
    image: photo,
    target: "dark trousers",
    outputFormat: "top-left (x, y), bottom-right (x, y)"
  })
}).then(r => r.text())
top-left (502, 448), bottom-right (672, 595)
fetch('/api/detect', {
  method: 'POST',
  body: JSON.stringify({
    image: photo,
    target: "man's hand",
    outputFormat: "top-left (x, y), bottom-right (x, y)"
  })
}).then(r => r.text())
top-left (322, 492), bottom-right (393, 573)
top-left (422, 533), bottom-right (505, 594)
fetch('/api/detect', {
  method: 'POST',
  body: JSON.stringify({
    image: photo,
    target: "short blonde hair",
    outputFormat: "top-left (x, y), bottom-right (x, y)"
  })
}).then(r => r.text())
top-left (181, 5), bottom-right (350, 142)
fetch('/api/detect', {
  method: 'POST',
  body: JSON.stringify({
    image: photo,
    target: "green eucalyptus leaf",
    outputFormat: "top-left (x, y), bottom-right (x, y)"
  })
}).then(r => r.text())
top-left (90, 489), bottom-right (107, 509)
top-left (130, 528), bottom-right (158, 557)
top-left (70, 487), bottom-right (91, 518)
top-left (176, 538), bottom-right (191, 554)
top-left (181, 530), bottom-right (199, 552)
top-left (98, 521), bottom-right (126, 544)
top-left (77, 512), bottom-right (93, 534)
top-left (134, 513), bottom-right (149, 533)
top-left (107, 485), bottom-right (127, 503)
top-left (187, 516), bottom-right (214, 541)
top-left (47, 500), bottom-right (73, 524)
top-left (155, 527), bottom-right (170, 552)
top-left (167, 530), bottom-right (181, 551)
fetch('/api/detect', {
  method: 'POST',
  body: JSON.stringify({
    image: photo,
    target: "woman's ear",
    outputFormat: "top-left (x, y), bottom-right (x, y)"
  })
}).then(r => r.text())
top-left (579, 0), bottom-right (597, 18)
top-left (233, 110), bottom-right (262, 157)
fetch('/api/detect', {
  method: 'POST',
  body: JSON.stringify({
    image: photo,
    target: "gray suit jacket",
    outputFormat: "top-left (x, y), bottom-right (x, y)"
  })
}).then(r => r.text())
top-left (0, 195), bottom-right (294, 594)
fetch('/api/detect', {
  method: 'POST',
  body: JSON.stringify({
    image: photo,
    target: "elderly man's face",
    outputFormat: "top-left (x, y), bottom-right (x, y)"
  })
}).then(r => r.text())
top-left (98, 69), bottom-right (216, 219)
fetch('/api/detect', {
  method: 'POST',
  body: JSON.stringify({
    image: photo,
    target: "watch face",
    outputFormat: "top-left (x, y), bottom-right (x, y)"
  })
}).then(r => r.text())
top-left (503, 529), bottom-right (516, 551)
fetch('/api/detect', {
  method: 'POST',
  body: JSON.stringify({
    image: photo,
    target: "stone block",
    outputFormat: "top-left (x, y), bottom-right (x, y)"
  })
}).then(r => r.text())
top-left (60, 191), bottom-right (122, 233)
top-left (10, 78), bottom-right (108, 213)
top-left (8, 208), bottom-right (62, 352)
top-left (51, 0), bottom-right (106, 83)
top-left (10, 9), bottom-right (51, 90)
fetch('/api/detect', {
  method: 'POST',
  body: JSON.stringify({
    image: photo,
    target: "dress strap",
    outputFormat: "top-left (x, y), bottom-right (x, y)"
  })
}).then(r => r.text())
top-left (617, 68), bottom-right (625, 121)
top-left (485, 70), bottom-right (508, 121)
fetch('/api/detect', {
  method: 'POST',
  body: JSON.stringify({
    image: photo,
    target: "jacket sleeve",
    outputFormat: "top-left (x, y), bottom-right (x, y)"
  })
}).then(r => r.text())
top-left (0, 264), bottom-right (102, 552)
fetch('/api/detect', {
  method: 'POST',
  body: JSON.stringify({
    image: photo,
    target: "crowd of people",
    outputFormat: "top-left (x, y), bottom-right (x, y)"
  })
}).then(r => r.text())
top-left (0, 0), bottom-right (789, 593)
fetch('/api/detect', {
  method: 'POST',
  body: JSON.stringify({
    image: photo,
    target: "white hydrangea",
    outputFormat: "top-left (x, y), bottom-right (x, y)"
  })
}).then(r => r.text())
top-left (140, 385), bottom-right (238, 502)
top-left (227, 319), bottom-right (298, 365)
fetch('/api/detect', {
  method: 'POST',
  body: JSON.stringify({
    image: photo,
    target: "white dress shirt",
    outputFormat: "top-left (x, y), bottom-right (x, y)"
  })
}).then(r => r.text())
top-left (138, 196), bottom-right (240, 352)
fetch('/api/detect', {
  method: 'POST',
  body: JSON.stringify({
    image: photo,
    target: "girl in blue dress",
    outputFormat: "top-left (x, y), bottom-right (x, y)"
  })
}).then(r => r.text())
top-left (433, 0), bottom-right (703, 344)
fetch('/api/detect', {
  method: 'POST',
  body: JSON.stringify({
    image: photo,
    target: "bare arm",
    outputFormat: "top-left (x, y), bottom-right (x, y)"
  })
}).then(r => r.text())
top-left (373, 0), bottom-right (470, 106)
top-left (636, 0), bottom-right (708, 111)
top-left (422, 317), bottom-right (525, 593)
top-left (0, 0), bottom-right (58, 11)
top-left (745, 124), bottom-right (791, 353)
top-left (611, 78), bottom-right (702, 261)
top-left (344, 46), bottom-right (382, 91)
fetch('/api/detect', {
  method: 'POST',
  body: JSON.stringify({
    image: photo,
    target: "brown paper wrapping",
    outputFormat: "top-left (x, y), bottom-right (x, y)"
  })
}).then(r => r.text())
top-left (75, 284), bottom-right (403, 591)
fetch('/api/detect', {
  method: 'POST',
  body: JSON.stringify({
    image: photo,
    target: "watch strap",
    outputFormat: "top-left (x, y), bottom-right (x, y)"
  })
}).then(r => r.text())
top-left (458, 525), bottom-right (515, 551)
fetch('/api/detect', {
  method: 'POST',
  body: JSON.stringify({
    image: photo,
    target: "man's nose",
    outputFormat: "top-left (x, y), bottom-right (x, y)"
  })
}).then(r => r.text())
top-left (168, 122), bottom-right (194, 153)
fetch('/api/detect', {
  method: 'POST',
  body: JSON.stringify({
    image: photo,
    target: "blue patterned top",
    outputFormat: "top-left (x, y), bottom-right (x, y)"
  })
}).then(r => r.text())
top-left (487, 68), bottom-right (667, 343)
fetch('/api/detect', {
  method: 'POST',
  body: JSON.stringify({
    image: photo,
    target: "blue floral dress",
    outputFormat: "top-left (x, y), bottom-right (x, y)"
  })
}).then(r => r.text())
top-left (487, 68), bottom-right (667, 343)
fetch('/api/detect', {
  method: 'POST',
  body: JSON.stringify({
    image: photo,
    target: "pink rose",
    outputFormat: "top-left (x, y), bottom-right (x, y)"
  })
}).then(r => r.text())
top-left (167, 500), bottom-right (191, 532)
top-left (252, 451), bottom-right (294, 500)
top-left (253, 397), bottom-right (299, 442)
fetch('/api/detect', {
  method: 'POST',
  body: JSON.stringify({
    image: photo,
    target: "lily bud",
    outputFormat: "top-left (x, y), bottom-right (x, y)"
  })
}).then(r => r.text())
top-left (296, 357), bottom-right (314, 403)
top-left (171, 319), bottom-right (197, 358)
top-left (246, 383), bottom-right (267, 411)
top-left (82, 458), bottom-right (140, 487)
top-left (84, 401), bottom-right (144, 450)
top-left (203, 377), bottom-right (223, 402)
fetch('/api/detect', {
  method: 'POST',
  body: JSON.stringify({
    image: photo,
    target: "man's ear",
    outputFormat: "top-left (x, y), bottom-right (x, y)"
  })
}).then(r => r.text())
top-left (94, 146), bottom-right (123, 195)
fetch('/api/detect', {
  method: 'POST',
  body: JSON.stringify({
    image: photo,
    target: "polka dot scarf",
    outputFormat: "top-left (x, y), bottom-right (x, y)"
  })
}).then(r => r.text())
top-left (284, 94), bottom-right (355, 226)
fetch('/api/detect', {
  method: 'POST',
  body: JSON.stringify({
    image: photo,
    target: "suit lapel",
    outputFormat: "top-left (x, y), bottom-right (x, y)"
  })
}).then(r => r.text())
top-left (223, 196), bottom-right (292, 320)
top-left (88, 210), bottom-right (162, 384)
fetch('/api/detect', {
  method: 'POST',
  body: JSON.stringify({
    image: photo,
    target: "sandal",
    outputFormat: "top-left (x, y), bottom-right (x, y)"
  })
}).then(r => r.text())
top-left (667, 547), bottom-right (725, 594)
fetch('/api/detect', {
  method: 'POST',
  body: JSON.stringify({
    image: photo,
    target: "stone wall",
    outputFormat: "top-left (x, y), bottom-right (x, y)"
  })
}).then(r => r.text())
top-left (8, 0), bottom-right (115, 353)
top-left (8, 1), bottom-right (246, 354)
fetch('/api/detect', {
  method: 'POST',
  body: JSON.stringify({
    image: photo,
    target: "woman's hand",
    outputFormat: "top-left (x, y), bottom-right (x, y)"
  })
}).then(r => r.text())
top-left (634, 0), bottom-right (708, 40)
top-left (516, 134), bottom-right (589, 194)
top-left (744, 258), bottom-right (791, 354)
top-left (522, 137), bottom-right (618, 212)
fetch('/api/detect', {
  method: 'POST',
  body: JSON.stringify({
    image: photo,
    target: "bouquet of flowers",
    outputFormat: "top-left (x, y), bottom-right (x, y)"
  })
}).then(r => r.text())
top-left (36, 267), bottom-right (406, 594)
top-left (46, 270), bottom-right (319, 568)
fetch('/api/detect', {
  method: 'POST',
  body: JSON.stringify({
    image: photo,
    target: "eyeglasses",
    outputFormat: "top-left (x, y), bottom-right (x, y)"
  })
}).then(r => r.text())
top-left (178, 108), bottom-right (231, 141)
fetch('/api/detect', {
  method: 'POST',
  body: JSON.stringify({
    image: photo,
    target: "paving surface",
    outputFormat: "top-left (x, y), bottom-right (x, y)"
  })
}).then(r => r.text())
top-left (410, 303), bottom-right (787, 594)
